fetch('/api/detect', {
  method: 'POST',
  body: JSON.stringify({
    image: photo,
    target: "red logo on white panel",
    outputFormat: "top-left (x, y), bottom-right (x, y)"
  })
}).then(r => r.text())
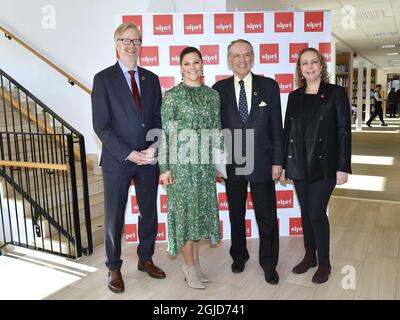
top-left (156, 223), bottom-right (167, 241)
top-left (215, 75), bottom-right (231, 82)
top-left (220, 220), bottom-right (224, 239)
top-left (244, 13), bottom-right (264, 33)
top-left (159, 76), bottom-right (175, 96)
top-left (125, 224), bottom-right (138, 242)
top-left (218, 193), bottom-right (229, 211)
top-left (275, 74), bottom-right (294, 93)
top-left (304, 12), bottom-right (324, 32)
top-left (160, 195), bottom-right (168, 213)
top-left (140, 46), bottom-right (159, 66)
top-left (319, 42), bottom-right (331, 62)
top-left (276, 190), bottom-right (294, 208)
top-left (289, 43), bottom-right (309, 63)
top-left (122, 16), bottom-right (143, 33)
top-left (245, 219), bottom-right (252, 237)
top-left (169, 45), bottom-right (188, 65)
top-left (289, 217), bottom-right (303, 235)
top-left (153, 15), bottom-right (173, 35)
top-left (184, 14), bottom-right (204, 34)
top-left (260, 44), bottom-right (279, 64)
top-left (274, 12), bottom-right (294, 32)
top-left (200, 45), bottom-right (219, 65)
top-left (246, 193), bottom-right (254, 210)
top-left (214, 14), bottom-right (234, 34)
top-left (131, 196), bottom-right (139, 214)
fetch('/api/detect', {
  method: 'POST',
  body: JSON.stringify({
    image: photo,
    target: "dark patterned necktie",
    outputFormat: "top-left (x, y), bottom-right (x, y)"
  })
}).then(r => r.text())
top-left (128, 70), bottom-right (142, 113)
top-left (238, 80), bottom-right (248, 122)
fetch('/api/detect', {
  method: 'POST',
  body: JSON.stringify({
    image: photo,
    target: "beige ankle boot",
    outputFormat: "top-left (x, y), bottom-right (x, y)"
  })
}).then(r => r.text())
top-left (195, 261), bottom-right (210, 283)
top-left (182, 264), bottom-right (206, 289)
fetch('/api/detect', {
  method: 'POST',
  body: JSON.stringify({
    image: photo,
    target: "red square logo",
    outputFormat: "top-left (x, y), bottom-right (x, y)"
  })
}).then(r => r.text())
top-left (274, 12), bottom-right (294, 32)
top-left (220, 220), bottom-right (224, 239)
top-left (184, 14), bottom-right (204, 34)
top-left (169, 45), bottom-right (188, 65)
top-left (245, 219), bottom-right (252, 238)
top-left (275, 74), bottom-right (294, 93)
top-left (244, 13), bottom-right (264, 33)
top-left (218, 193), bottom-right (229, 211)
top-left (200, 45), bottom-right (219, 65)
top-left (289, 217), bottom-right (303, 235)
top-left (246, 193), bottom-right (254, 210)
top-left (131, 196), bottom-right (139, 214)
top-left (276, 190), bottom-right (294, 208)
top-left (215, 75), bottom-right (231, 82)
top-left (159, 76), bottom-right (175, 96)
top-left (122, 16), bottom-right (143, 33)
top-left (140, 46), bottom-right (159, 66)
top-left (125, 224), bottom-right (138, 242)
top-left (156, 223), bottom-right (167, 241)
top-left (160, 194), bottom-right (168, 213)
top-left (304, 12), bottom-right (324, 32)
top-left (214, 14), bottom-right (234, 34)
top-left (153, 15), bottom-right (173, 35)
top-left (260, 44), bottom-right (279, 64)
top-left (319, 42), bottom-right (331, 62)
top-left (289, 43), bottom-right (309, 63)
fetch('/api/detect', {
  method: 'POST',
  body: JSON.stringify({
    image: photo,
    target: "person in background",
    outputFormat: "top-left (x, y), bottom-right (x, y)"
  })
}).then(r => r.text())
top-left (281, 47), bottom-right (352, 284)
top-left (387, 87), bottom-right (397, 118)
top-left (366, 84), bottom-right (388, 127)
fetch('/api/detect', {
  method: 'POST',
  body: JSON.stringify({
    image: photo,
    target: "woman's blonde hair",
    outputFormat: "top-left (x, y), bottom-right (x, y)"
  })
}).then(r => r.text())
top-left (295, 47), bottom-right (330, 88)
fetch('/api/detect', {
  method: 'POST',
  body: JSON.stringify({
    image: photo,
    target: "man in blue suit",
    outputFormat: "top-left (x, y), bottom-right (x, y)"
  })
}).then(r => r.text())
top-left (213, 39), bottom-right (283, 285)
top-left (92, 22), bottom-right (165, 294)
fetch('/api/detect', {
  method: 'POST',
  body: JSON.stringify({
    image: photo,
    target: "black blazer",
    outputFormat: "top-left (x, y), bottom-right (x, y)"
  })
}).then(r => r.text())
top-left (283, 82), bottom-right (352, 182)
top-left (213, 73), bottom-right (283, 182)
top-left (91, 62), bottom-right (162, 171)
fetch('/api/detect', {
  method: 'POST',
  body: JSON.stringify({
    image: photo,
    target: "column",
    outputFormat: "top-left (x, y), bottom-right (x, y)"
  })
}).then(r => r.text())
top-left (356, 61), bottom-right (364, 131)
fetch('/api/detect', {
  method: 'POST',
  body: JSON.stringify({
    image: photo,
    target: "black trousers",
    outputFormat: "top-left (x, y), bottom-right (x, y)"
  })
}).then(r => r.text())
top-left (225, 178), bottom-right (279, 272)
top-left (103, 165), bottom-right (159, 271)
top-left (293, 178), bottom-right (336, 263)
top-left (366, 105), bottom-right (385, 125)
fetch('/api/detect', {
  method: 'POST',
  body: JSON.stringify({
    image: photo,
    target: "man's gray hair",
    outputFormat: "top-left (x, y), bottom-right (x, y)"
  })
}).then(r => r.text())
top-left (227, 39), bottom-right (254, 57)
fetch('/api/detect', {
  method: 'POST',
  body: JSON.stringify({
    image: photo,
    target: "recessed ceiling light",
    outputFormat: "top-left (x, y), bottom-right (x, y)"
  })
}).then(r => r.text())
top-left (391, 59), bottom-right (400, 62)
top-left (359, 10), bottom-right (384, 20)
top-left (382, 44), bottom-right (396, 49)
top-left (386, 52), bottom-right (399, 56)
top-left (371, 32), bottom-right (395, 38)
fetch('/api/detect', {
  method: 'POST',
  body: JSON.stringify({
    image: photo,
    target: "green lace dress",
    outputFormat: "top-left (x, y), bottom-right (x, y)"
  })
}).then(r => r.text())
top-left (159, 82), bottom-right (222, 256)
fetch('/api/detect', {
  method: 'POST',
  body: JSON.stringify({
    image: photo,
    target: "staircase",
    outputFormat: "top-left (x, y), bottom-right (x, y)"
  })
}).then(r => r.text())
top-left (0, 69), bottom-right (104, 258)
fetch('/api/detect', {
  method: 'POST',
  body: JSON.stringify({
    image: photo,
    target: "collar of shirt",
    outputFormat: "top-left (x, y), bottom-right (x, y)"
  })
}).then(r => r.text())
top-left (234, 72), bottom-right (252, 111)
top-left (118, 60), bottom-right (141, 94)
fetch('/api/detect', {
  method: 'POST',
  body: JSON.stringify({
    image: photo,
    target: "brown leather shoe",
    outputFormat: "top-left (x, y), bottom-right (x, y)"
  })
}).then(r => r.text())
top-left (312, 261), bottom-right (331, 284)
top-left (138, 260), bottom-right (166, 279)
top-left (108, 270), bottom-right (125, 293)
top-left (292, 248), bottom-right (317, 274)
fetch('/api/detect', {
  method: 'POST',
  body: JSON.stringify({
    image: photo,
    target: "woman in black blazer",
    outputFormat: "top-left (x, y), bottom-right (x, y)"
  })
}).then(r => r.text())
top-left (281, 47), bottom-right (352, 284)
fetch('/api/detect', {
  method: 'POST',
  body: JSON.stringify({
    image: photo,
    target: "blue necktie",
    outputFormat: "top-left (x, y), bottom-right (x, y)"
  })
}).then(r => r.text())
top-left (238, 80), bottom-right (248, 123)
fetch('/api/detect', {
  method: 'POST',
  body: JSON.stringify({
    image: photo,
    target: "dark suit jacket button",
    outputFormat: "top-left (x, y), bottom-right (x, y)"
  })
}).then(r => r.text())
top-left (288, 155), bottom-right (292, 158)
top-left (318, 138), bottom-right (322, 142)
top-left (290, 139), bottom-right (294, 143)
top-left (318, 155), bottom-right (323, 158)
top-left (142, 124), bottom-right (145, 127)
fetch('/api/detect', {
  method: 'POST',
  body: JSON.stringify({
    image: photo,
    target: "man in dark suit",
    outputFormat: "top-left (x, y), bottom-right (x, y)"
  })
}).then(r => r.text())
top-left (212, 39), bottom-right (283, 285)
top-left (92, 23), bottom-right (165, 294)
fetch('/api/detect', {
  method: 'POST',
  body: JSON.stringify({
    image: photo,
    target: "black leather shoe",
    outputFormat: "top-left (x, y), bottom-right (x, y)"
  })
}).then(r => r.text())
top-left (265, 270), bottom-right (279, 285)
top-left (231, 261), bottom-right (245, 273)
top-left (366, 123), bottom-right (372, 127)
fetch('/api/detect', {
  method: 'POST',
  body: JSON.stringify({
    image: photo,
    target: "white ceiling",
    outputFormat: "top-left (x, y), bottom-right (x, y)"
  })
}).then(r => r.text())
top-left (227, 0), bottom-right (400, 71)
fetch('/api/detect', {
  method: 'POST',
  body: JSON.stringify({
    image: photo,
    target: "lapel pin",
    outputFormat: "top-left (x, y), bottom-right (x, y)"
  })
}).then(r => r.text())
top-left (141, 76), bottom-right (146, 81)
top-left (253, 92), bottom-right (258, 96)
top-left (321, 94), bottom-right (325, 98)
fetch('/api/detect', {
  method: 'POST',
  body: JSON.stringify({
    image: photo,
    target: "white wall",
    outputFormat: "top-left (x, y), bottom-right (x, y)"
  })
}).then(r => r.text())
top-left (0, 0), bottom-right (226, 156)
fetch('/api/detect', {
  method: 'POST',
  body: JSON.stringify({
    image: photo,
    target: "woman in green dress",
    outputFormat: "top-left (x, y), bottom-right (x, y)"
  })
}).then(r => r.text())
top-left (159, 47), bottom-right (222, 289)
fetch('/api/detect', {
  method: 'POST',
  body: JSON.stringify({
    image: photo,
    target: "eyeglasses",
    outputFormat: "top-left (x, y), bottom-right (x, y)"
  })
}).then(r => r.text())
top-left (118, 38), bottom-right (142, 46)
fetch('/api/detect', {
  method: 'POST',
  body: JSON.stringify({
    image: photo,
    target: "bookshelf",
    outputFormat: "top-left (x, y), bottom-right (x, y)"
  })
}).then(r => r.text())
top-left (352, 68), bottom-right (376, 120)
top-left (335, 52), bottom-right (352, 101)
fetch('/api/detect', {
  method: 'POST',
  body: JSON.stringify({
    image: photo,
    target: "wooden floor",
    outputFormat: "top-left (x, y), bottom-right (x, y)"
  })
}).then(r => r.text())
top-left (1, 118), bottom-right (399, 300)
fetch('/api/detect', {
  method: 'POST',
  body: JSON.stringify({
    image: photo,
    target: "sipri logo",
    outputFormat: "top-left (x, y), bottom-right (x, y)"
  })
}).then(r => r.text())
top-left (200, 45), bottom-right (219, 65)
top-left (276, 190), bottom-right (294, 208)
top-left (274, 12), bottom-right (294, 32)
top-left (319, 42), bottom-right (331, 62)
top-left (260, 44), bottom-right (280, 64)
top-left (131, 196), bottom-right (139, 214)
top-left (156, 223), bottom-right (167, 241)
top-left (246, 193), bottom-right (254, 210)
top-left (289, 217), bottom-right (303, 235)
top-left (214, 13), bottom-right (234, 34)
top-left (244, 13), bottom-right (264, 33)
top-left (140, 46), bottom-right (159, 66)
top-left (169, 45), bottom-right (188, 65)
top-left (159, 76), bottom-right (175, 96)
top-left (304, 12), bottom-right (324, 32)
top-left (184, 14), bottom-right (203, 34)
top-left (153, 15), bottom-right (173, 35)
top-left (218, 193), bottom-right (229, 211)
top-left (122, 15), bottom-right (143, 33)
top-left (275, 74), bottom-right (294, 93)
top-left (125, 224), bottom-right (138, 242)
top-left (245, 219), bottom-right (252, 237)
top-left (160, 194), bottom-right (168, 213)
top-left (289, 43), bottom-right (309, 63)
